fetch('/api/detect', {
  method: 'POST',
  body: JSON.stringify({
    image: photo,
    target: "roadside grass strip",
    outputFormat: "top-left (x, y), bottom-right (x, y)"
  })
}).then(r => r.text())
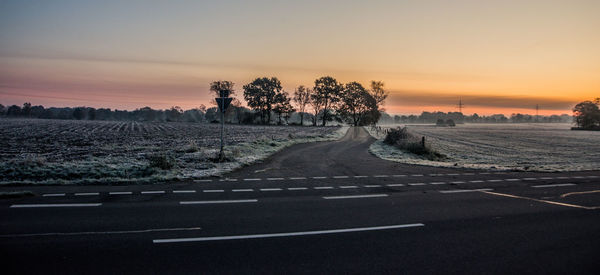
top-left (153, 223), bottom-right (424, 243)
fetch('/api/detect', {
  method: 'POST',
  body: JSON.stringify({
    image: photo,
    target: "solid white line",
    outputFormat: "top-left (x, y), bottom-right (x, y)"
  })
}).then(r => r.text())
top-left (289, 177), bottom-right (306, 180)
top-left (153, 223), bottom-right (425, 243)
top-left (314, 186), bottom-right (334, 190)
top-left (312, 176), bottom-right (327, 179)
top-left (532, 183), bottom-right (576, 188)
top-left (408, 183), bottom-right (426, 186)
top-left (172, 190), bottom-right (196, 194)
top-left (323, 194), bottom-right (388, 199)
top-left (288, 187), bottom-right (308, 191)
top-left (11, 203), bottom-right (102, 208)
top-left (2, 227), bottom-right (203, 238)
top-left (180, 199), bottom-right (258, 205)
top-left (340, 185), bottom-right (358, 189)
top-left (439, 188), bottom-right (493, 194)
top-left (354, 175), bottom-right (369, 178)
top-left (260, 188), bottom-right (282, 191)
top-left (43, 193), bottom-right (65, 197)
top-left (386, 184), bottom-right (405, 187)
top-left (267, 178), bottom-right (284, 181)
top-left (109, 191), bottom-right (133, 195)
top-left (364, 185), bottom-right (381, 188)
top-left (333, 176), bottom-right (349, 179)
top-left (430, 182), bottom-right (446, 185)
top-left (232, 189), bottom-right (254, 192)
top-left (203, 189), bottom-right (225, 193)
top-left (244, 178), bottom-right (261, 181)
top-left (141, 191), bottom-right (165, 194)
top-left (75, 192), bottom-right (99, 196)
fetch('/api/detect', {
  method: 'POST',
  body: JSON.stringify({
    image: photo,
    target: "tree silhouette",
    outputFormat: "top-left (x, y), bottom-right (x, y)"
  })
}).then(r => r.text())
top-left (369, 81), bottom-right (388, 111)
top-left (243, 77), bottom-right (282, 124)
top-left (338, 82), bottom-right (378, 126)
top-left (293, 85), bottom-right (312, 126)
top-left (573, 100), bottom-right (600, 129)
top-left (313, 76), bottom-right (343, 126)
top-left (273, 91), bottom-right (295, 125)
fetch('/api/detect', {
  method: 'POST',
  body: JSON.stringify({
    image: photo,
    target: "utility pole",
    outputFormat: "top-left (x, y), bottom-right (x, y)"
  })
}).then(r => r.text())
top-left (535, 104), bottom-right (539, 123)
top-left (458, 98), bottom-right (464, 114)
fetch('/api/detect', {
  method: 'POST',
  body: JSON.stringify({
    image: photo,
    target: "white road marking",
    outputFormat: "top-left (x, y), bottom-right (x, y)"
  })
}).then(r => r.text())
top-left (267, 178), bottom-right (284, 181)
top-left (505, 179), bottom-right (521, 182)
top-left (289, 177), bottom-right (307, 180)
top-left (469, 180), bottom-right (484, 183)
top-left (572, 176), bottom-right (585, 179)
top-left (446, 173), bottom-right (459, 176)
top-left (374, 175), bottom-right (389, 178)
top-left (260, 188), bottom-right (282, 191)
top-left (340, 185), bottom-right (358, 189)
top-left (354, 175), bottom-right (369, 178)
top-left (364, 185), bottom-right (382, 188)
top-left (532, 183), bottom-right (576, 188)
top-left (479, 172), bottom-right (491, 175)
top-left (556, 176), bottom-right (569, 179)
top-left (141, 191), bottom-right (165, 194)
top-left (333, 176), bottom-right (349, 179)
top-left (75, 192), bottom-right (99, 196)
top-left (194, 179), bottom-right (212, 182)
top-left (487, 179), bottom-right (503, 182)
top-left (462, 173), bottom-right (475, 175)
top-left (411, 174), bottom-right (424, 177)
top-left (312, 176), bottom-right (327, 179)
top-left (429, 174), bottom-right (442, 176)
top-left (11, 203), bottom-right (102, 208)
top-left (430, 182), bottom-right (446, 185)
top-left (408, 183), bottom-right (426, 186)
top-left (439, 188), bottom-right (493, 194)
top-left (172, 190), bottom-right (196, 194)
top-left (386, 184), bottom-right (405, 187)
top-left (43, 193), bottom-right (65, 197)
top-left (450, 181), bottom-right (465, 184)
top-left (180, 199), bottom-right (257, 205)
top-left (587, 175), bottom-right (599, 179)
top-left (323, 194), bottom-right (388, 200)
top-left (392, 175), bottom-right (407, 177)
top-left (153, 223), bottom-right (425, 243)
top-left (523, 178), bottom-right (537, 181)
top-left (540, 177), bottom-right (554, 180)
top-left (2, 227), bottom-right (203, 238)
top-left (288, 187), bottom-right (308, 191)
top-left (244, 178), bottom-right (261, 181)
top-left (109, 191), bottom-right (133, 195)
top-left (494, 172), bottom-right (507, 174)
top-left (314, 186), bottom-right (334, 190)
top-left (203, 190), bottom-right (224, 193)
top-left (232, 189), bottom-right (254, 192)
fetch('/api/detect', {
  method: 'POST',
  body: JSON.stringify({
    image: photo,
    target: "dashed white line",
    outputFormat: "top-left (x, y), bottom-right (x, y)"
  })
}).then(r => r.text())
top-left (153, 223), bottom-right (424, 243)
top-left (141, 191), bottom-right (165, 194)
top-left (42, 193), bottom-right (65, 197)
top-left (180, 199), bottom-right (257, 205)
top-left (386, 184), bottom-right (405, 187)
top-left (266, 178), bottom-right (284, 181)
top-left (451, 181), bottom-right (465, 184)
top-left (312, 176), bottom-right (327, 179)
top-left (462, 173), bottom-right (475, 175)
top-left (364, 185), bottom-right (382, 188)
top-left (354, 175), bottom-right (369, 178)
top-left (587, 175), bottom-right (599, 179)
top-left (411, 174), bottom-right (424, 177)
top-left (487, 179), bottom-right (503, 182)
top-left (430, 182), bottom-right (446, 185)
top-left (340, 185), bottom-right (358, 189)
top-left (505, 179), bottom-right (521, 182)
top-left (333, 176), bottom-right (349, 179)
top-left (288, 187), bottom-right (308, 191)
top-left (479, 172), bottom-right (491, 175)
top-left (232, 189), bottom-right (254, 192)
top-left (539, 177), bottom-right (553, 180)
top-left (260, 188), bottom-right (282, 191)
top-left (11, 203), bottom-right (102, 208)
top-left (408, 183), bottom-right (426, 186)
top-left (203, 190), bottom-right (224, 193)
top-left (75, 192), bottom-right (99, 196)
top-left (523, 178), bottom-right (537, 181)
top-left (469, 180), bottom-right (484, 183)
top-left (314, 186), bottom-right (334, 190)
top-left (172, 190), bottom-right (196, 194)
top-left (374, 175), bottom-right (389, 178)
top-left (439, 188), bottom-right (493, 194)
top-left (446, 173), bottom-right (459, 176)
top-left (532, 183), bottom-right (576, 188)
top-left (289, 177), bottom-right (306, 180)
top-left (392, 175), bottom-right (407, 177)
top-left (323, 194), bottom-right (388, 200)
top-left (194, 179), bottom-right (212, 182)
top-left (109, 191), bottom-right (133, 195)
top-left (556, 176), bottom-right (569, 179)
top-left (572, 176), bottom-right (585, 179)
top-left (244, 178), bottom-right (261, 181)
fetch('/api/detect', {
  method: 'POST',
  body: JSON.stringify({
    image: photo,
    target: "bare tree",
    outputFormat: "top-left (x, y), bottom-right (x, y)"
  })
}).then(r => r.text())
top-left (293, 85), bottom-right (312, 126)
top-left (370, 81), bottom-right (389, 111)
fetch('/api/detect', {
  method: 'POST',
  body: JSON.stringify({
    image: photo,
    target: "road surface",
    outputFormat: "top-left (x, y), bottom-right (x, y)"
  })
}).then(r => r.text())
top-left (1, 127), bottom-right (599, 274)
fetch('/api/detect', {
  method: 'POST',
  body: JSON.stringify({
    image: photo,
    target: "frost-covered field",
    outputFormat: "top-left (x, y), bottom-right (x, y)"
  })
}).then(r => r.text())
top-left (369, 123), bottom-right (600, 172)
top-left (1, 119), bottom-right (344, 185)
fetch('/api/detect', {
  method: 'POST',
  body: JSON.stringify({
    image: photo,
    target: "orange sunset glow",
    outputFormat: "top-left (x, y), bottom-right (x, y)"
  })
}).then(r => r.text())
top-left (1, 0), bottom-right (598, 115)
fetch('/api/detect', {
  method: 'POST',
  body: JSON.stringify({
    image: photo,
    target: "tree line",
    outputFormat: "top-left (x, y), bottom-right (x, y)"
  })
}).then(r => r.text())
top-left (387, 112), bottom-right (572, 124)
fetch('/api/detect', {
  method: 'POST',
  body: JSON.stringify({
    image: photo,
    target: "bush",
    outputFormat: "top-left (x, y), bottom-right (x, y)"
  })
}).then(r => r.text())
top-left (436, 119), bottom-right (446, 126)
top-left (446, 119), bottom-right (456, 126)
top-left (383, 127), bottom-right (445, 160)
top-left (148, 153), bottom-right (176, 170)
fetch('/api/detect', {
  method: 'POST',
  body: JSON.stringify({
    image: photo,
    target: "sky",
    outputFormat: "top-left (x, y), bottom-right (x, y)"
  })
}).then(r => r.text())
top-left (1, 0), bottom-right (599, 115)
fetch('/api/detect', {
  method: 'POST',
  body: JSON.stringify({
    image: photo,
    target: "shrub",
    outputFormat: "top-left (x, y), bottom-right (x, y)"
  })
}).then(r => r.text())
top-left (383, 127), bottom-right (445, 160)
top-left (446, 119), bottom-right (456, 126)
top-left (148, 153), bottom-right (176, 170)
top-left (436, 119), bottom-right (446, 126)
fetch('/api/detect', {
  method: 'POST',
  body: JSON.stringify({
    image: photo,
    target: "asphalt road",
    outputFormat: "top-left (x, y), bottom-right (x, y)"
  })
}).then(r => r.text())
top-left (1, 127), bottom-right (599, 274)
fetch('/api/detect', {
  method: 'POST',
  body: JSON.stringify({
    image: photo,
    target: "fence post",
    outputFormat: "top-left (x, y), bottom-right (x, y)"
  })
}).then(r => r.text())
top-left (421, 136), bottom-right (426, 147)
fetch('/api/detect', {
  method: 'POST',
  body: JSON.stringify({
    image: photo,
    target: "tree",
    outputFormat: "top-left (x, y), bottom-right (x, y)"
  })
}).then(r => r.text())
top-left (6, 105), bottom-right (21, 116)
top-left (370, 81), bottom-right (389, 111)
top-left (313, 76), bottom-right (343, 126)
top-left (165, 106), bottom-right (183, 122)
top-left (338, 82), bottom-right (379, 126)
top-left (210, 81), bottom-right (235, 98)
top-left (573, 100), bottom-right (600, 129)
top-left (293, 85), bottom-right (312, 126)
top-left (72, 107), bottom-right (85, 120)
top-left (22, 102), bottom-right (32, 117)
top-left (0, 104), bottom-right (5, 115)
top-left (243, 77), bottom-right (282, 124)
top-left (273, 91), bottom-right (295, 125)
